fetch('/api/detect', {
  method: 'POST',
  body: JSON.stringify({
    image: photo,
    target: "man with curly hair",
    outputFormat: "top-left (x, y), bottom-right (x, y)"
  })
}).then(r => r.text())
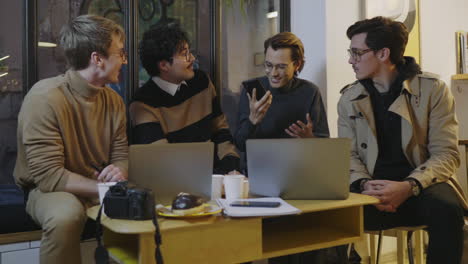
top-left (130, 23), bottom-right (240, 174)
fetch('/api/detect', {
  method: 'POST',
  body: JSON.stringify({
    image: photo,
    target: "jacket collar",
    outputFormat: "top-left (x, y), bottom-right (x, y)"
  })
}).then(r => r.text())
top-left (348, 77), bottom-right (417, 137)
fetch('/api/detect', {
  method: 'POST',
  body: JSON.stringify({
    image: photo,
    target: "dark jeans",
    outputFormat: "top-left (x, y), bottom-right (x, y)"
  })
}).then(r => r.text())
top-left (362, 182), bottom-right (464, 264)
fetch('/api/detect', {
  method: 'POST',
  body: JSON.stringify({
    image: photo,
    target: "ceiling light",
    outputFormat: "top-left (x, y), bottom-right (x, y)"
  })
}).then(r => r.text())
top-left (38, 42), bottom-right (57, 47)
top-left (0, 55), bottom-right (10, 62)
top-left (266, 11), bottom-right (278, 19)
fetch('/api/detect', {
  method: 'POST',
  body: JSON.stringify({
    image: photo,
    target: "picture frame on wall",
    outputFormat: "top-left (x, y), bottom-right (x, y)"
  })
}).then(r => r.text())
top-left (361, 0), bottom-right (421, 63)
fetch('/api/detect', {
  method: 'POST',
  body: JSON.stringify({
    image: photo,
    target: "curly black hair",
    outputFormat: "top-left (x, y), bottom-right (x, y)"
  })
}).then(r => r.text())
top-left (139, 23), bottom-right (190, 76)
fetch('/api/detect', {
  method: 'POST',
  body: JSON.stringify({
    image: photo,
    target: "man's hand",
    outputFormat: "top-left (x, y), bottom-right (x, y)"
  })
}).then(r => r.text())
top-left (95, 164), bottom-right (127, 182)
top-left (362, 180), bottom-right (413, 212)
top-left (285, 113), bottom-right (315, 138)
top-left (248, 89), bottom-right (272, 125)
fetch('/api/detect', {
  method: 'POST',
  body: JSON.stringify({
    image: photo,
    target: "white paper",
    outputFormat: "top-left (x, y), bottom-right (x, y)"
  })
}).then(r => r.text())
top-left (216, 197), bottom-right (301, 217)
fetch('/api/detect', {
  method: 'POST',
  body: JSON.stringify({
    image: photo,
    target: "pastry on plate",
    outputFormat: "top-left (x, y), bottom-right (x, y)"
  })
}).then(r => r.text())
top-left (171, 192), bottom-right (205, 216)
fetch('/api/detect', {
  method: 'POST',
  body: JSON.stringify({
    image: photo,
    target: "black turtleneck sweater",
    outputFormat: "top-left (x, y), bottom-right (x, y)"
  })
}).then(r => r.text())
top-left (234, 76), bottom-right (329, 152)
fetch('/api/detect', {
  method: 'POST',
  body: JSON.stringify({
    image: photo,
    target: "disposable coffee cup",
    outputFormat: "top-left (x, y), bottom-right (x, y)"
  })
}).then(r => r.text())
top-left (211, 174), bottom-right (225, 200)
top-left (97, 182), bottom-right (117, 205)
top-left (224, 175), bottom-right (245, 200)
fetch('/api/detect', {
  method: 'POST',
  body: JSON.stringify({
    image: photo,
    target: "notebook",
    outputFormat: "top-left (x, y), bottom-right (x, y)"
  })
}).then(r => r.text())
top-left (129, 142), bottom-right (214, 205)
top-left (246, 138), bottom-right (350, 200)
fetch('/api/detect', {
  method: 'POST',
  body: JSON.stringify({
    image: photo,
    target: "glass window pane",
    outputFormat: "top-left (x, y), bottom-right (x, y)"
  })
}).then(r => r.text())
top-left (0, 0), bottom-right (23, 184)
top-left (37, 0), bottom-right (127, 98)
top-left (137, 0), bottom-right (211, 86)
top-left (220, 0), bottom-right (281, 132)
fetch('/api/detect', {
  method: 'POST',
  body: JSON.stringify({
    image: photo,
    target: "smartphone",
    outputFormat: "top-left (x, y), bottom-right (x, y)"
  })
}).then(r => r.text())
top-left (242, 79), bottom-right (267, 100)
top-left (230, 201), bottom-right (281, 208)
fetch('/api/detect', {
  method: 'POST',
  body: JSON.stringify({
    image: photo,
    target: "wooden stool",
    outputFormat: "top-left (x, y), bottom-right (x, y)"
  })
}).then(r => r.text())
top-left (366, 225), bottom-right (427, 264)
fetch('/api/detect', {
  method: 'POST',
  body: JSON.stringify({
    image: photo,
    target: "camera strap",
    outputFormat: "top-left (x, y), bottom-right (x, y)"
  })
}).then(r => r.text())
top-left (94, 203), bottom-right (164, 264)
top-left (152, 208), bottom-right (164, 264)
top-left (94, 204), bottom-right (109, 264)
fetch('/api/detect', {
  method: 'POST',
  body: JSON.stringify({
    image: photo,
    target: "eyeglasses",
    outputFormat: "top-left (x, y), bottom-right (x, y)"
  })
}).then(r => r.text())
top-left (172, 49), bottom-right (196, 62)
top-left (109, 49), bottom-right (128, 61)
top-left (347, 48), bottom-right (373, 62)
top-left (264, 61), bottom-right (293, 73)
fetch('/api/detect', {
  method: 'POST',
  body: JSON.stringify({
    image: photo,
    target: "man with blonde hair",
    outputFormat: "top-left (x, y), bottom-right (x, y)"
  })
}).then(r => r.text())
top-left (14, 15), bottom-right (128, 264)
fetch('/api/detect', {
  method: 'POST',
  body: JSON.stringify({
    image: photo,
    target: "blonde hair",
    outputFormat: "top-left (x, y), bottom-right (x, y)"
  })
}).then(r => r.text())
top-left (59, 15), bottom-right (125, 70)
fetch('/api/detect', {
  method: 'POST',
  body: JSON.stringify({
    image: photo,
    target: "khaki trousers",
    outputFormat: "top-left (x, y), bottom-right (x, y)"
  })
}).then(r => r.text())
top-left (26, 189), bottom-right (88, 264)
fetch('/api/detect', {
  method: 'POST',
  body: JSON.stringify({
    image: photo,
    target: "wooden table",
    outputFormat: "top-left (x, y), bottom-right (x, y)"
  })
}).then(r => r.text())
top-left (87, 193), bottom-right (378, 264)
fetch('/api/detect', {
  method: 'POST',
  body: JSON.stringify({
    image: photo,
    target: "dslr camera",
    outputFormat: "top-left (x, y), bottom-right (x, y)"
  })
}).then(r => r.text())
top-left (103, 181), bottom-right (154, 220)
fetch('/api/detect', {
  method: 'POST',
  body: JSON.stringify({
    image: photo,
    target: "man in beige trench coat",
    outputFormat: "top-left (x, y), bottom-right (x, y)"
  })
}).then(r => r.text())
top-left (338, 16), bottom-right (467, 264)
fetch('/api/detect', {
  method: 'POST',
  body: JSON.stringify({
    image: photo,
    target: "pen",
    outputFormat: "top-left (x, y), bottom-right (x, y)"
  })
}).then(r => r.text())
top-left (91, 164), bottom-right (102, 173)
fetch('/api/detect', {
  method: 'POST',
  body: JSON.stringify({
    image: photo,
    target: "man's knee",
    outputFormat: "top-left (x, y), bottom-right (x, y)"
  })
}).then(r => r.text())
top-left (422, 184), bottom-right (464, 226)
top-left (39, 193), bottom-right (87, 238)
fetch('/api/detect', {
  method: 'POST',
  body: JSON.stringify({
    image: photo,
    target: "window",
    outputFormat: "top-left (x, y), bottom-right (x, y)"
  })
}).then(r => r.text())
top-left (218, 0), bottom-right (288, 132)
top-left (0, 0), bottom-right (23, 184)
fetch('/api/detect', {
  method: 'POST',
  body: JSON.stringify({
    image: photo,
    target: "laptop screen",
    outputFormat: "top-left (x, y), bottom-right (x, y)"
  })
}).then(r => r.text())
top-left (246, 138), bottom-right (350, 200)
top-left (129, 142), bottom-right (214, 205)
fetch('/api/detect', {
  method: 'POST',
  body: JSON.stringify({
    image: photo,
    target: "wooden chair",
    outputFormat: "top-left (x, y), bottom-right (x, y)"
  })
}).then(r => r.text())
top-left (366, 225), bottom-right (427, 264)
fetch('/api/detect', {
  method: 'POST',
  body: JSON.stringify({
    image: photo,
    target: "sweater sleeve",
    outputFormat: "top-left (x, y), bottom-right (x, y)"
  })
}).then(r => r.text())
top-left (20, 98), bottom-right (72, 193)
top-left (208, 80), bottom-right (240, 172)
top-left (309, 87), bottom-right (330, 138)
top-left (110, 97), bottom-right (128, 171)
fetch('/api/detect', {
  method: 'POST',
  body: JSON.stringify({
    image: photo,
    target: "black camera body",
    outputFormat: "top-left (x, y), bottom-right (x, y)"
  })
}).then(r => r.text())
top-left (103, 181), bottom-right (154, 220)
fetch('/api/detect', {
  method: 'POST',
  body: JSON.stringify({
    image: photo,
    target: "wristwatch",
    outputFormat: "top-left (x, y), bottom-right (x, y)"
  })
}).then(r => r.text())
top-left (405, 179), bottom-right (421, 196)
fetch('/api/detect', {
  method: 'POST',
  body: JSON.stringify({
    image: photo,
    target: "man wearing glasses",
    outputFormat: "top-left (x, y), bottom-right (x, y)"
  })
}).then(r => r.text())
top-left (14, 15), bottom-right (128, 264)
top-left (130, 23), bottom-right (240, 174)
top-left (234, 32), bottom-right (331, 263)
top-left (338, 16), bottom-right (466, 263)
top-left (234, 32), bottom-right (329, 152)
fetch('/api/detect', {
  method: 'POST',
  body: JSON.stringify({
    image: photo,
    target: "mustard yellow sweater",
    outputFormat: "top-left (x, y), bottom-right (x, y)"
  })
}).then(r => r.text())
top-left (14, 70), bottom-right (128, 192)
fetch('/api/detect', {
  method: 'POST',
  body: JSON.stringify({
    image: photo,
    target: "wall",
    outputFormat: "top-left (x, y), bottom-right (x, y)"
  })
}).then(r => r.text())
top-left (325, 0), bottom-right (362, 137)
top-left (290, 0), bottom-right (327, 108)
top-left (291, 0), bottom-right (360, 137)
top-left (420, 0), bottom-right (468, 85)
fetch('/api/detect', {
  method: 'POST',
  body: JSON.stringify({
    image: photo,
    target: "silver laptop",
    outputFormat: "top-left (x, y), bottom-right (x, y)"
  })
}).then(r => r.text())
top-left (129, 142), bottom-right (214, 205)
top-left (246, 138), bottom-right (350, 200)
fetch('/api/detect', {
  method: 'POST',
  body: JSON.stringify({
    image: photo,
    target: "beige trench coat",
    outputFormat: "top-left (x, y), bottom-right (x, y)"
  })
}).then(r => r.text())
top-left (338, 72), bottom-right (468, 209)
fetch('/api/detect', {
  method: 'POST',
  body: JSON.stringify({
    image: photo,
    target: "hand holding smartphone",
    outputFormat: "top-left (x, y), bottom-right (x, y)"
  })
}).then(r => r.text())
top-left (230, 201), bottom-right (281, 208)
top-left (242, 79), bottom-right (267, 101)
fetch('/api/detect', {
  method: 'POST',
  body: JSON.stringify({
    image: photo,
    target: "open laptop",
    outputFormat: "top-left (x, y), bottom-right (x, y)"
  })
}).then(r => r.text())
top-left (129, 142), bottom-right (214, 205)
top-left (246, 138), bottom-right (350, 200)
